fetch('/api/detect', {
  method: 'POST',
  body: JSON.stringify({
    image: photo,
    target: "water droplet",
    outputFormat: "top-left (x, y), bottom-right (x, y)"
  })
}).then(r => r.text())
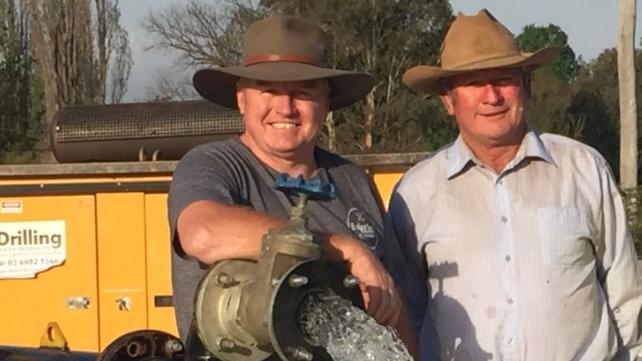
top-left (298, 293), bottom-right (413, 361)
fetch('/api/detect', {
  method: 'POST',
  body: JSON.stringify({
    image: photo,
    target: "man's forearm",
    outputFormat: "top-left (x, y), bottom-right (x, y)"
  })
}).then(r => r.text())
top-left (177, 200), bottom-right (286, 264)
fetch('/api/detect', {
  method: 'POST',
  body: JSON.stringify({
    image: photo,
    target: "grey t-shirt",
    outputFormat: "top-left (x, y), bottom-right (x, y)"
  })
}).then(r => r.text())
top-left (168, 137), bottom-right (386, 340)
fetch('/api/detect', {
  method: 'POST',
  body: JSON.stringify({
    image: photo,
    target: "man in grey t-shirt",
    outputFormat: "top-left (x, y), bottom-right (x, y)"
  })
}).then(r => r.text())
top-left (167, 15), bottom-right (416, 354)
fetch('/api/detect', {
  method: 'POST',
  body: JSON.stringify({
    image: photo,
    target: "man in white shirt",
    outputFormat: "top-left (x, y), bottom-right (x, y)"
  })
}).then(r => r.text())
top-left (387, 9), bottom-right (642, 361)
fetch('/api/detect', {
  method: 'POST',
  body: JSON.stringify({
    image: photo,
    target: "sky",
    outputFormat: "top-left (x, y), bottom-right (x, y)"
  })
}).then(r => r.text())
top-left (119, 0), bottom-right (642, 102)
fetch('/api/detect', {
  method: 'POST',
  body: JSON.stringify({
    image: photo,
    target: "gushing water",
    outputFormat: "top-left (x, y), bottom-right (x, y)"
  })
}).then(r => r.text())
top-left (298, 292), bottom-right (413, 361)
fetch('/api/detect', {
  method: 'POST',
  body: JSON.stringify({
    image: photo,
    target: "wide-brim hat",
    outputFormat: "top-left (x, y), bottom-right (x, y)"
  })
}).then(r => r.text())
top-left (193, 16), bottom-right (374, 110)
top-left (403, 9), bottom-right (560, 95)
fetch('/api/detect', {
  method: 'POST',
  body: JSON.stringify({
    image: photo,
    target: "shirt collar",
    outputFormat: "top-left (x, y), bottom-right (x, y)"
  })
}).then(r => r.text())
top-left (446, 135), bottom-right (475, 178)
top-left (445, 129), bottom-right (556, 179)
top-left (510, 129), bottom-right (555, 168)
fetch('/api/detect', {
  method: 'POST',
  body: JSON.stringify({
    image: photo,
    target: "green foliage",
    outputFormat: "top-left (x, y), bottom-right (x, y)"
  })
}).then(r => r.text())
top-left (621, 187), bottom-right (642, 257)
top-left (527, 67), bottom-right (577, 135)
top-left (580, 49), bottom-right (620, 114)
top-left (0, 0), bottom-right (44, 161)
top-left (568, 75), bottom-right (619, 170)
top-left (517, 24), bottom-right (579, 83)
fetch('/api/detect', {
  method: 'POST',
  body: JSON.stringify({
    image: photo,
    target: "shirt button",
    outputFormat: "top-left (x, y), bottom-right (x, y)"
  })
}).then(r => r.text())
top-left (498, 180), bottom-right (503, 185)
top-left (508, 337), bottom-right (515, 345)
top-left (505, 255), bottom-right (511, 262)
top-left (500, 216), bottom-right (508, 223)
top-left (507, 298), bottom-right (514, 304)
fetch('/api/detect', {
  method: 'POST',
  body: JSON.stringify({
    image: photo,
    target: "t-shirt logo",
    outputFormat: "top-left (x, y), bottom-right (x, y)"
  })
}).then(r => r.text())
top-left (347, 207), bottom-right (378, 249)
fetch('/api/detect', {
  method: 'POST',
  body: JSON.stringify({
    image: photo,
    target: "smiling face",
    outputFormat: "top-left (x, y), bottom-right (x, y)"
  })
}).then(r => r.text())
top-left (236, 78), bottom-right (330, 166)
top-left (440, 68), bottom-right (528, 149)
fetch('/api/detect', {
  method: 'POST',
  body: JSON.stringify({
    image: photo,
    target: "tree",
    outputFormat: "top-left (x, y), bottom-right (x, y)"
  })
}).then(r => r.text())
top-left (516, 24), bottom-right (579, 83)
top-left (26, 0), bottom-right (132, 160)
top-left (142, 0), bottom-right (265, 102)
top-left (582, 49), bottom-right (620, 115)
top-left (567, 86), bottom-right (619, 171)
top-left (144, 0), bottom-right (455, 153)
top-left (143, 0), bottom-right (266, 68)
top-left (0, 0), bottom-right (44, 162)
top-left (527, 67), bottom-right (579, 137)
top-left (95, 0), bottom-right (133, 103)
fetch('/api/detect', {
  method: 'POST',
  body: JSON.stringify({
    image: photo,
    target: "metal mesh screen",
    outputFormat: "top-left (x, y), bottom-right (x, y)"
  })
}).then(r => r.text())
top-left (54, 101), bottom-right (244, 143)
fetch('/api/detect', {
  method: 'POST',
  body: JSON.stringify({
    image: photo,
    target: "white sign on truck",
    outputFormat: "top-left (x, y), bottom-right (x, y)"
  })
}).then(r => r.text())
top-left (0, 220), bottom-right (67, 279)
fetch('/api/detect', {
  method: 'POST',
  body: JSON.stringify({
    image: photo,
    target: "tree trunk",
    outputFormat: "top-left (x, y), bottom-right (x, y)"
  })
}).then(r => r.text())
top-left (325, 111), bottom-right (336, 152)
top-left (364, 89), bottom-right (374, 151)
top-left (618, 0), bottom-right (638, 188)
top-left (95, 0), bottom-right (107, 103)
top-left (27, 0), bottom-right (58, 127)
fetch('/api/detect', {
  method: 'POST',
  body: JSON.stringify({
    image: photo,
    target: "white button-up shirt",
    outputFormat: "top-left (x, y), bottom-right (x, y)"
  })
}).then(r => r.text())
top-left (386, 131), bottom-right (642, 361)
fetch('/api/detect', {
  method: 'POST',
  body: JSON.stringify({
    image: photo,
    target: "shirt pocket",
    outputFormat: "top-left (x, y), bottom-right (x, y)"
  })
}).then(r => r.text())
top-left (538, 207), bottom-right (591, 266)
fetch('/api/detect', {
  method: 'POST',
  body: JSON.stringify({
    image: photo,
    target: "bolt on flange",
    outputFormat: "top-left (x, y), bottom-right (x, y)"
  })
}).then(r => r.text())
top-left (164, 339), bottom-right (183, 353)
top-left (288, 274), bottom-right (309, 288)
top-left (218, 338), bottom-right (236, 351)
top-left (289, 347), bottom-right (314, 361)
top-left (217, 273), bottom-right (235, 286)
top-left (342, 275), bottom-right (360, 289)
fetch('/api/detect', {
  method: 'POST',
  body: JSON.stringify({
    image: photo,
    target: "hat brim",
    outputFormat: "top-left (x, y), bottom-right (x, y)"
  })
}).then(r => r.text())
top-left (193, 62), bottom-right (374, 110)
top-left (403, 47), bottom-right (560, 95)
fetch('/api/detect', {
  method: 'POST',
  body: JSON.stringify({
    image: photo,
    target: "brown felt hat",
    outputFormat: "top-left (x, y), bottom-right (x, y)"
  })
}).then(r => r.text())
top-left (403, 9), bottom-right (560, 95)
top-left (193, 16), bottom-right (374, 110)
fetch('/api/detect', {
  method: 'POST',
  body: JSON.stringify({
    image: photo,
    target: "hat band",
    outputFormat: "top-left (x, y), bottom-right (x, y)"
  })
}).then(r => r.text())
top-left (242, 54), bottom-right (323, 67)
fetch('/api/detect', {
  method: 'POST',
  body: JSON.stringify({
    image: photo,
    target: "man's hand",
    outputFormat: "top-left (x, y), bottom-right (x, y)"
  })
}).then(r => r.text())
top-left (322, 233), bottom-right (402, 327)
top-left (347, 243), bottom-right (402, 327)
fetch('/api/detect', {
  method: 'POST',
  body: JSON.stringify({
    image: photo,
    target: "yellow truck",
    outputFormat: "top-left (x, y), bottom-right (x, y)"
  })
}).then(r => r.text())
top-left (0, 101), bottom-right (426, 352)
